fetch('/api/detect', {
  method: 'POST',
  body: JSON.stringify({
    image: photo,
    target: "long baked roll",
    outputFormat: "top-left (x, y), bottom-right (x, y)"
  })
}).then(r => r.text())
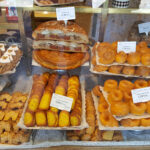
top-left (32, 21), bottom-right (89, 44)
top-left (33, 50), bottom-right (89, 70)
top-left (33, 40), bottom-right (89, 52)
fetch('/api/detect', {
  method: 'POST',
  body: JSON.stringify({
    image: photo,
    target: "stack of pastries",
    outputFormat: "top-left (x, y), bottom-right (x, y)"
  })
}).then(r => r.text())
top-left (67, 91), bottom-right (123, 141)
top-left (32, 21), bottom-right (89, 70)
top-left (0, 92), bottom-right (31, 145)
top-left (24, 72), bottom-right (82, 127)
top-left (0, 44), bottom-right (22, 74)
top-left (91, 41), bottom-right (150, 77)
top-left (94, 79), bottom-right (150, 127)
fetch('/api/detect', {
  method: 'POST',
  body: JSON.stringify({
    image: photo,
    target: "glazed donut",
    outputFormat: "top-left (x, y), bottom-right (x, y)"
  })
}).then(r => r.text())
top-left (108, 89), bottom-right (123, 103)
top-left (123, 90), bottom-right (132, 103)
top-left (122, 66), bottom-right (135, 75)
top-left (99, 111), bottom-right (118, 127)
top-left (130, 101), bottom-right (147, 115)
top-left (104, 79), bottom-right (118, 93)
top-left (140, 118), bottom-right (150, 127)
top-left (115, 51), bottom-right (127, 64)
top-left (134, 79), bottom-right (148, 89)
top-left (120, 118), bottom-right (140, 127)
top-left (127, 52), bottom-right (141, 65)
top-left (146, 101), bottom-right (150, 114)
top-left (98, 48), bottom-right (116, 64)
top-left (91, 55), bottom-right (96, 66)
top-left (110, 101), bottom-right (129, 116)
top-left (92, 85), bottom-right (102, 97)
top-left (98, 102), bottom-right (109, 113)
top-left (141, 53), bottom-right (150, 66)
top-left (119, 80), bottom-right (134, 92)
top-left (135, 66), bottom-right (150, 77)
top-left (93, 65), bottom-right (108, 72)
top-left (108, 65), bottom-right (123, 74)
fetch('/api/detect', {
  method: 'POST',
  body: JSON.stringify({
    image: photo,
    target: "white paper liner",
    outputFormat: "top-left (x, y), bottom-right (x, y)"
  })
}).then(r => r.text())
top-left (100, 86), bottom-right (150, 121)
top-left (96, 50), bottom-right (150, 68)
top-left (92, 91), bottom-right (150, 130)
top-left (34, 0), bottom-right (84, 6)
top-left (18, 78), bottom-right (88, 130)
top-left (32, 58), bottom-right (89, 67)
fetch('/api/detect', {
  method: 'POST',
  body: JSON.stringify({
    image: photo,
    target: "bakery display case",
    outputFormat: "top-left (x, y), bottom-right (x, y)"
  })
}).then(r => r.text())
top-left (1, 0), bottom-right (150, 149)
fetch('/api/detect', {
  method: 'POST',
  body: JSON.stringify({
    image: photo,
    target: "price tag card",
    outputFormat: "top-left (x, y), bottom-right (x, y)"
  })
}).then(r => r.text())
top-left (0, 0), bottom-right (33, 7)
top-left (117, 41), bottom-right (136, 53)
top-left (92, 0), bottom-right (106, 8)
top-left (56, 7), bottom-right (76, 21)
top-left (50, 93), bottom-right (73, 112)
top-left (131, 87), bottom-right (150, 103)
top-left (138, 22), bottom-right (150, 36)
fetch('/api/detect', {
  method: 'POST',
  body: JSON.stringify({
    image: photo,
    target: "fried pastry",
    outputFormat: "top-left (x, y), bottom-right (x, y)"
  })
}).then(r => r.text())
top-left (104, 79), bottom-right (118, 93)
top-left (115, 51), bottom-right (127, 64)
top-left (141, 118), bottom-right (150, 127)
top-left (33, 50), bottom-right (89, 70)
top-left (119, 80), bottom-right (134, 92)
top-left (47, 110), bottom-right (58, 127)
top-left (92, 85), bottom-right (102, 97)
top-left (35, 111), bottom-right (47, 126)
top-left (141, 53), bottom-right (150, 65)
top-left (0, 101), bottom-right (7, 109)
top-left (102, 131), bottom-right (114, 141)
top-left (81, 134), bottom-right (91, 141)
top-left (108, 65), bottom-right (123, 74)
top-left (4, 110), bottom-right (19, 121)
top-left (8, 102), bottom-right (24, 110)
top-left (135, 66), bottom-right (150, 77)
top-left (121, 118), bottom-right (140, 127)
top-left (122, 66), bottom-right (135, 75)
top-left (134, 79), bottom-right (148, 89)
top-left (32, 21), bottom-right (89, 44)
top-left (93, 65), bottom-right (108, 72)
top-left (0, 121), bottom-right (11, 134)
top-left (127, 52), bottom-right (141, 65)
top-left (58, 110), bottom-right (70, 127)
top-left (24, 111), bottom-right (35, 127)
top-left (0, 111), bottom-right (5, 120)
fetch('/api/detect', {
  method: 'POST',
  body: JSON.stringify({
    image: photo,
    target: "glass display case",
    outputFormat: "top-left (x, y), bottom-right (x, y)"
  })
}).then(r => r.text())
top-left (1, 0), bottom-right (150, 149)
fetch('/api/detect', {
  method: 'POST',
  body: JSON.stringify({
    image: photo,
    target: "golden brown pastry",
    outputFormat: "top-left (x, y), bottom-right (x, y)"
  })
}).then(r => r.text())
top-left (104, 79), bottom-right (118, 93)
top-left (135, 66), bottom-right (150, 77)
top-left (47, 110), bottom-right (58, 127)
top-left (120, 118), bottom-right (140, 127)
top-left (32, 21), bottom-right (89, 44)
top-left (93, 65), bottom-right (108, 72)
top-left (102, 131), bottom-right (114, 141)
top-left (24, 111), bottom-right (35, 127)
top-left (115, 51), bottom-right (127, 64)
top-left (123, 90), bottom-right (133, 102)
top-left (122, 66), bottom-right (135, 75)
top-left (119, 80), bottom-right (134, 92)
top-left (92, 85), bottom-right (102, 97)
top-left (134, 79), bottom-right (148, 89)
top-left (141, 53), bottom-right (150, 65)
top-left (33, 50), bottom-right (89, 70)
top-left (35, 111), bottom-right (47, 126)
top-left (108, 65), bottom-right (123, 74)
top-left (58, 110), bottom-right (70, 127)
top-left (0, 93), bottom-right (12, 102)
top-left (127, 52), bottom-right (141, 65)
top-left (140, 118), bottom-right (150, 126)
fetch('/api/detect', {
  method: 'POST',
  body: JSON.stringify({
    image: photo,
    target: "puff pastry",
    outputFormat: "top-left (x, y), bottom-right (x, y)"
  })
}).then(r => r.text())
top-left (32, 21), bottom-right (89, 44)
top-left (33, 50), bottom-right (89, 70)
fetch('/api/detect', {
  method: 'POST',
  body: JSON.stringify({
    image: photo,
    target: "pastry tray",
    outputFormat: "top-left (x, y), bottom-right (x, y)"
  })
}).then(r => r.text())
top-left (18, 77), bottom-right (89, 130)
top-left (34, 0), bottom-right (84, 6)
top-left (92, 91), bottom-right (150, 130)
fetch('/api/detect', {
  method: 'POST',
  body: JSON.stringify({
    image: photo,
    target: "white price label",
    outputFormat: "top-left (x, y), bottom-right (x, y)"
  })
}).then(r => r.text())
top-left (56, 7), bottom-right (76, 21)
top-left (138, 22), bottom-right (150, 36)
top-left (131, 87), bottom-right (150, 103)
top-left (92, 0), bottom-right (106, 8)
top-left (50, 93), bottom-right (73, 112)
top-left (117, 41), bottom-right (136, 53)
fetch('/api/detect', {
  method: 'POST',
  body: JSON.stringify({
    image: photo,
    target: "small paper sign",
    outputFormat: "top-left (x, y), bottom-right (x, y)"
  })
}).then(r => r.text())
top-left (50, 93), bottom-right (73, 112)
top-left (56, 7), bottom-right (76, 21)
top-left (138, 22), bottom-right (150, 36)
top-left (92, 0), bottom-right (106, 8)
top-left (117, 41), bottom-right (136, 53)
top-left (131, 87), bottom-right (150, 103)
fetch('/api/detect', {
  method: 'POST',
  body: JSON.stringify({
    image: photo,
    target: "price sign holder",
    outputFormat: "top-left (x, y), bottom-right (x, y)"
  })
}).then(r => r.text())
top-left (117, 41), bottom-right (136, 53)
top-left (50, 93), bottom-right (73, 112)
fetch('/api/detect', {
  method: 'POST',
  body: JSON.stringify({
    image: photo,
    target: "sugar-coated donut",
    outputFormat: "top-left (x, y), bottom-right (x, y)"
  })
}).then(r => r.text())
top-left (108, 89), bottom-right (123, 103)
top-left (141, 118), bottom-right (150, 127)
top-left (122, 66), bottom-right (135, 75)
top-left (130, 101), bottom-right (147, 115)
top-left (119, 80), bottom-right (134, 92)
top-left (134, 79), bottom-right (148, 89)
top-left (99, 111), bottom-right (118, 127)
top-left (120, 118), bottom-right (140, 127)
top-left (141, 53), bottom-right (150, 66)
top-left (123, 90), bottom-right (132, 103)
top-left (115, 51), bottom-right (127, 64)
top-left (104, 79), bottom-right (118, 93)
top-left (110, 101), bottom-right (129, 116)
top-left (108, 65), bottom-right (123, 74)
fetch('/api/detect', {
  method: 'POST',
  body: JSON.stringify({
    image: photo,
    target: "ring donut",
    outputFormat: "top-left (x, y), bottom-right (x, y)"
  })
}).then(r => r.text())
top-left (104, 79), bottom-right (118, 92)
